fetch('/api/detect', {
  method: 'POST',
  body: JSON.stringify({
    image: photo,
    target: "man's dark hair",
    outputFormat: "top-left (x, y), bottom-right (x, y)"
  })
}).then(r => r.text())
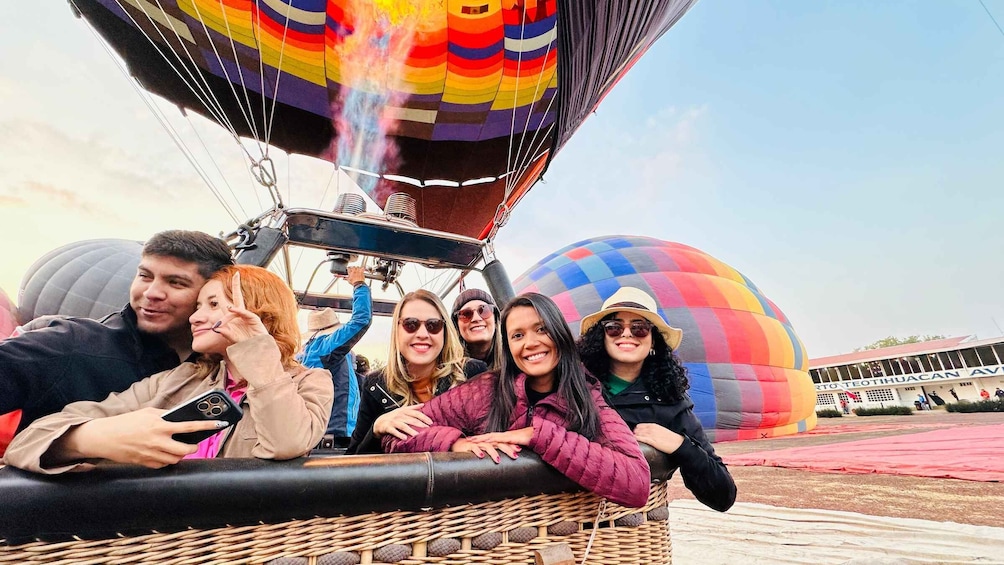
top-left (142, 230), bottom-right (234, 279)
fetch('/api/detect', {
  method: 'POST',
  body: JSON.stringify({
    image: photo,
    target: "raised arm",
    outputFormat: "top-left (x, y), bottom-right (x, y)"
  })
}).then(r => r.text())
top-left (308, 273), bottom-right (373, 363)
top-left (228, 335), bottom-right (333, 460)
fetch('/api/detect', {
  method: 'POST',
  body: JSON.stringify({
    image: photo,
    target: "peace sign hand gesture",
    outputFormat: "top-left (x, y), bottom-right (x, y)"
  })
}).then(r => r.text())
top-left (212, 271), bottom-right (269, 345)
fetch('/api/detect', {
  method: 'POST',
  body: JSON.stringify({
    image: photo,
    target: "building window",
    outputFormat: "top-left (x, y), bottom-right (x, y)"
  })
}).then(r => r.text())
top-left (868, 361), bottom-right (885, 377)
top-left (837, 366), bottom-right (851, 381)
top-left (993, 344), bottom-right (1004, 365)
top-left (975, 346), bottom-right (999, 367)
top-left (938, 351), bottom-right (961, 370)
top-left (816, 393), bottom-right (835, 406)
top-left (960, 348), bottom-right (981, 368)
top-left (882, 359), bottom-right (898, 376)
top-left (865, 389), bottom-right (895, 402)
top-left (902, 357), bottom-right (923, 374)
top-left (810, 369), bottom-right (821, 384)
top-left (919, 354), bottom-right (935, 372)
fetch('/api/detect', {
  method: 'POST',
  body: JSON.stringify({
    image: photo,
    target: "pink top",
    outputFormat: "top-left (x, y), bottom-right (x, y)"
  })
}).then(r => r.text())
top-left (185, 370), bottom-right (246, 460)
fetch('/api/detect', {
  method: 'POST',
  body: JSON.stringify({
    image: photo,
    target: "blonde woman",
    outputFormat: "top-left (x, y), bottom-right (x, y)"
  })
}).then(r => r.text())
top-left (346, 290), bottom-right (487, 454)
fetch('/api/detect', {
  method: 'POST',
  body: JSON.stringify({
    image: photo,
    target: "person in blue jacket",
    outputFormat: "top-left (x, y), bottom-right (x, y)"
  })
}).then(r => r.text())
top-left (577, 287), bottom-right (737, 512)
top-left (299, 266), bottom-right (372, 441)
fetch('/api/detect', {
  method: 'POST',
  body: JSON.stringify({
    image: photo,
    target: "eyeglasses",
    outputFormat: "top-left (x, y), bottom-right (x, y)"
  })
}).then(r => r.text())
top-left (399, 317), bottom-right (446, 335)
top-left (457, 303), bottom-right (495, 322)
top-left (600, 320), bottom-right (653, 339)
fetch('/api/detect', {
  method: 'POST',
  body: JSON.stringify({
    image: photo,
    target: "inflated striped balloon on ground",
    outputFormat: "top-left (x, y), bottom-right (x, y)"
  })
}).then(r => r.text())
top-left (512, 235), bottom-right (817, 441)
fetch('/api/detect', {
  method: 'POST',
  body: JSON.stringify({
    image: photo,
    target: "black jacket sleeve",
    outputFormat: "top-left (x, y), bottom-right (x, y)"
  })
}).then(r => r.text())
top-left (463, 359), bottom-right (489, 379)
top-left (665, 408), bottom-right (737, 512)
top-left (0, 325), bottom-right (75, 422)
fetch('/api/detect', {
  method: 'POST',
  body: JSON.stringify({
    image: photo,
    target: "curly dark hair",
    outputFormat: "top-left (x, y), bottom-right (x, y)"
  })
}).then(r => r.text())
top-left (577, 313), bottom-right (689, 403)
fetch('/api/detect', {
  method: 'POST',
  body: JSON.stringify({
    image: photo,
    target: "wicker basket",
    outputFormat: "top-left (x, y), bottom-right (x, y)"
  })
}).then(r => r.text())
top-left (0, 482), bottom-right (670, 564)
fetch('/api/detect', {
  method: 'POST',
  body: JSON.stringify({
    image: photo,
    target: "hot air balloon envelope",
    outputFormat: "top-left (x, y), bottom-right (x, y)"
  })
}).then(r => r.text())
top-left (69, 1), bottom-right (697, 239)
top-left (19, 239), bottom-right (142, 323)
top-left (513, 235), bottom-right (817, 441)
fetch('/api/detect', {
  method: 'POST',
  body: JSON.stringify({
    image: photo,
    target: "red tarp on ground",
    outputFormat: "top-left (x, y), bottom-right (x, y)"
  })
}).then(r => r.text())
top-left (723, 423), bottom-right (1004, 482)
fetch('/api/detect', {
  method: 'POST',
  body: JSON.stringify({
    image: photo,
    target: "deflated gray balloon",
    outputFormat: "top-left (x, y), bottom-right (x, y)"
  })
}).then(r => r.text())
top-left (18, 239), bottom-right (142, 322)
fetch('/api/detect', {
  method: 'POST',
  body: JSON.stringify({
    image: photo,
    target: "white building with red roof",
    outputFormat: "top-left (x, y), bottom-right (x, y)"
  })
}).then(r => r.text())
top-left (810, 336), bottom-right (1004, 410)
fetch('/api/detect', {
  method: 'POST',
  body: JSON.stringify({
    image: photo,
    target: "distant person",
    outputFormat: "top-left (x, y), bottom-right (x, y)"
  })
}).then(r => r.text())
top-left (929, 391), bottom-right (945, 406)
top-left (0, 230), bottom-right (233, 432)
top-left (354, 354), bottom-right (370, 378)
top-left (995, 388), bottom-right (1004, 402)
top-left (354, 354), bottom-right (371, 391)
top-left (347, 290), bottom-right (486, 454)
top-left (298, 266), bottom-right (372, 440)
top-left (840, 398), bottom-right (850, 414)
top-left (917, 393), bottom-right (929, 410)
top-left (451, 289), bottom-right (503, 371)
top-left (948, 387), bottom-right (959, 401)
top-left (577, 287), bottom-right (736, 512)
top-left (4, 265), bottom-right (334, 473)
top-left (980, 388), bottom-right (991, 401)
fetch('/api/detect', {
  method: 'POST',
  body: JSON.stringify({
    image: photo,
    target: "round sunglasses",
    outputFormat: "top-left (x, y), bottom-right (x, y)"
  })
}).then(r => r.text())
top-left (600, 319), bottom-right (654, 339)
top-left (456, 303), bottom-right (495, 322)
top-left (399, 317), bottom-right (445, 335)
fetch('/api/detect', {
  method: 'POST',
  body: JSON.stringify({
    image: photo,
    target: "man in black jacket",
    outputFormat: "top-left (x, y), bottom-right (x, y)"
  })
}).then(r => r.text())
top-left (0, 230), bottom-right (232, 431)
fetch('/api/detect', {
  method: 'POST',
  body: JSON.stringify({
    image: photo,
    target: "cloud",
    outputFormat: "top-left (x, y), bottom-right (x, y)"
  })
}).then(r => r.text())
top-left (0, 194), bottom-right (26, 207)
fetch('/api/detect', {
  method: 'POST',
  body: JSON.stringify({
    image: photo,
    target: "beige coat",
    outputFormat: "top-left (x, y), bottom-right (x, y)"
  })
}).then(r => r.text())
top-left (3, 335), bottom-right (333, 474)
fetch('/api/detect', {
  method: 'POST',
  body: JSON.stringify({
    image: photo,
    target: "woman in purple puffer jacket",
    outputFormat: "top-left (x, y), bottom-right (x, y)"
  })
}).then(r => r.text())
top-left (383, 293), bottom-right (651, 508)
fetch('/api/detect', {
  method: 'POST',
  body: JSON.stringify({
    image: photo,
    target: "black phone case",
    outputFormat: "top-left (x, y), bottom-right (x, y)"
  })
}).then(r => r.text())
top-left (161, 390), bottom-right (243, 444)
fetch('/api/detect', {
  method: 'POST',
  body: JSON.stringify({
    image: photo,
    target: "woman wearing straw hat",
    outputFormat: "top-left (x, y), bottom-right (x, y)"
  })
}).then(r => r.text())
top-left (346, 290), bottom-right (486, 454)
top-left (451, 289), bottom-right (503, 371)
top-left (577, 287), bottom-right (736, 512)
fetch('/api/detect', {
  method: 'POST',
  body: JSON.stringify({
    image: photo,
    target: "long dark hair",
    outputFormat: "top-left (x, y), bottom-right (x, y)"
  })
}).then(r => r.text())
top-left (578, 313), bottom-right (690, 403)
top-left (485, 293), bottom-right (602, 439)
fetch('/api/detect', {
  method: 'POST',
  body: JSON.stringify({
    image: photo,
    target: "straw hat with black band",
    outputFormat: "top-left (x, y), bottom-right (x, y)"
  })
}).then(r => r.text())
top-left (304, 308), bottom-right (341, 340)
top-left (579, 287), bottom-right (683, 351)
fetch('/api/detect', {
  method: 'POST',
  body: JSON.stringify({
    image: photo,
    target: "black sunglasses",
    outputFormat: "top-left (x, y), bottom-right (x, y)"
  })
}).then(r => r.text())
top-left (456, 303), bottom-right (495, 322)
top-left (600, 320), bottom-right (653, 339)
top-left (399, 317), bottom-right (446, 335)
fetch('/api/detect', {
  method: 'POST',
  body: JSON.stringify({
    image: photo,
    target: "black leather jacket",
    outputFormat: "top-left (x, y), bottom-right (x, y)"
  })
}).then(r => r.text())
top-left (605, 378), bottom-right (737, 512)
top-left (347, 359), bottom-right (488, 454)
top-left (0, 305), bottom-right (181, 431)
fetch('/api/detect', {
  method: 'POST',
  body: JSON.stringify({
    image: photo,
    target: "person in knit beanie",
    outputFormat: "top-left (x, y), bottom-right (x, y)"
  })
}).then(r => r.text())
top-left (451, 288), bottom-right (503, 371)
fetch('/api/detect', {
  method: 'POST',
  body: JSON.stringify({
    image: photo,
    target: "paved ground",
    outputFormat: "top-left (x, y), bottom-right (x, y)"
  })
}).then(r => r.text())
top-left (665, 410), bottom-right (1004, 527)
top-left (662, 411), bottom-right (1004, 563)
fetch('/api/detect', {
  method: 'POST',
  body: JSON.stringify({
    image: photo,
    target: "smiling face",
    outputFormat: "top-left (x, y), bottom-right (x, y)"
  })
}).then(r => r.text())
top-left (603, 312), bottom-right (653, 375)
top-left (396, 298), bottom-right (445, 376)
top-left (130, 254), bottom-right (206, 341)
top-left (189, 280), bottom-right (233, 357)
top-left (456, 300), bottom-right (496, 346)
top-left (505, 305), bottom-right (558, 390)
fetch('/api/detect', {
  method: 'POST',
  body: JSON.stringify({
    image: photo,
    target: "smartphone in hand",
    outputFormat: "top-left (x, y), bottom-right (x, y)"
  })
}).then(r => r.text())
top-left (161, 390), bottom-right (243, 444)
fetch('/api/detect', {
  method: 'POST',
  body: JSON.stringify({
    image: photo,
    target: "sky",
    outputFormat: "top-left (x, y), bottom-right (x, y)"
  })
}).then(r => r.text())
top-left (1, 1), bottom-right (1003, 359)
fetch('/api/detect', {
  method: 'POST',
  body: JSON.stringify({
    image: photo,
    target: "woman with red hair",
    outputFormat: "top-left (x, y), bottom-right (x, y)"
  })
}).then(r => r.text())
top-left (4, 265), bottom-right (333, 473)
